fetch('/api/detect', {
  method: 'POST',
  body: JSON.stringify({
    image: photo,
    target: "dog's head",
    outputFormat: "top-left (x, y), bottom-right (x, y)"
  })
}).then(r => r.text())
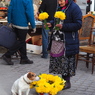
top-left (27, 72), bottom-right (39, 81)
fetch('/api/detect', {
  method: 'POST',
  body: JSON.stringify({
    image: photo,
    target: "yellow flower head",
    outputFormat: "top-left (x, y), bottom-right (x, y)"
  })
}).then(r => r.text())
top-left (30, 81), bottom-right (38, 89)
top-left (54, 11), bottom-right (66, 20)
top-left (30, 74), bottom-right (66, 95)
top-left (38, 12), bottom-right (49, 20)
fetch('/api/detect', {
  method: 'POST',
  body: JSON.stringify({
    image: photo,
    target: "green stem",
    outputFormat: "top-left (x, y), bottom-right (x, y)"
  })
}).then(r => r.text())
top-left (44, 20), bottom-right (49, 30)
top-left (55, 18), bottom-right (60, 30)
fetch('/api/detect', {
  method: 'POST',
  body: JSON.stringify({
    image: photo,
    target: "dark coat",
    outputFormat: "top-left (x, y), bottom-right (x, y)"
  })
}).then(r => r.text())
top-left (49, 0), bottom-right (82, 56)
top-left (61, 0), bottom-right (82, 56)
top-left (39, 0), bottom-right (57, 21)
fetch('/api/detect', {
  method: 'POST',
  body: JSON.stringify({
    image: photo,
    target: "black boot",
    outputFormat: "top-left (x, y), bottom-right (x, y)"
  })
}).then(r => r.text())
top-left (20, 59), bottom-right (33, 64)
top-left (62, 75), bottom-right (71, 90)
top-left (64, 80), bottom-right (71, 90)
top-left (2, 55), bottom-right (14, 65)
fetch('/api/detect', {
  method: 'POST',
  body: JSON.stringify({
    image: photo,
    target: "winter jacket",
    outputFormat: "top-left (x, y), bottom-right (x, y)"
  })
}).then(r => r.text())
top-left (49, 0), bottom-right (82, 56)
top-left (60, 0), bottom-right (82, 56)
top-left (8, 0), bottom-right (35, 29)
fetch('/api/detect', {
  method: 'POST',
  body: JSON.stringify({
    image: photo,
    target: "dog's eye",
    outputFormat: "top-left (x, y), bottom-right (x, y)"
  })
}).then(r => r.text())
top-left (31, 75), bottom-right (34, 77)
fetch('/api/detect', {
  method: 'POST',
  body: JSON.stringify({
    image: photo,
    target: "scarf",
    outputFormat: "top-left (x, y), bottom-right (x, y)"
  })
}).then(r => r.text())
top-left (58, 0), bottom-right (71, 12)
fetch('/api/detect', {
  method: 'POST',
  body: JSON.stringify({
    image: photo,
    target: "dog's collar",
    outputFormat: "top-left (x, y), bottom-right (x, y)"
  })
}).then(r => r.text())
top-left (23, 77), bottom-right (31, 84)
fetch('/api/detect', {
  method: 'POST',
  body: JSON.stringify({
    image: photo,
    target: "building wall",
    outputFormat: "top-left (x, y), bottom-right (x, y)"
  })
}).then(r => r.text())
top-left (90, 0), bottom-right (95, 11)
top-left (76, 0), bottom-right (87, 15)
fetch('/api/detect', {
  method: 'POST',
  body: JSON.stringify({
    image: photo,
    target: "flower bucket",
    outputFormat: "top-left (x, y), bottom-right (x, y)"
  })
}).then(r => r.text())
top-left (38, 93), bottom-right (51, 95)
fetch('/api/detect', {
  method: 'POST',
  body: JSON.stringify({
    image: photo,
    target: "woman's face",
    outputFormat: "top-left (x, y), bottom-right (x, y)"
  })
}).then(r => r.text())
top-left (58, 0), bottom-right (66, 7)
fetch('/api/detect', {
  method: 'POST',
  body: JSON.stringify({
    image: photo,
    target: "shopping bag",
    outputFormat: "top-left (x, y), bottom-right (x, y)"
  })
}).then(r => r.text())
top-left (0, 24), bottom-right (16, 48)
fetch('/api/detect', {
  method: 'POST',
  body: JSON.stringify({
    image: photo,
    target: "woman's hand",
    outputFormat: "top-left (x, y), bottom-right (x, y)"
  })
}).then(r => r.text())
top-left (44, 23), bottom-right (52, 28)
top-left (56, 24), bottom-right (62, 29)
top-left (47, 23), bottom-right (52, 27)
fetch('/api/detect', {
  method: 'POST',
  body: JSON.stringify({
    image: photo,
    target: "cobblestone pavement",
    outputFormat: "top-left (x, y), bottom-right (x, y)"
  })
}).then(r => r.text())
top-left (0, 52), bottom-right (95, 95)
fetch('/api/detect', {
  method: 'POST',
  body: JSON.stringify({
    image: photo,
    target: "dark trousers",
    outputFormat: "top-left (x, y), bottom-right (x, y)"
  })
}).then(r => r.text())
top-left (5, 27), bottom-right (28, 60)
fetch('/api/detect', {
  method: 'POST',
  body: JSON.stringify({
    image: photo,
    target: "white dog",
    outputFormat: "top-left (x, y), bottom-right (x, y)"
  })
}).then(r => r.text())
top-left (11, 72), bottom-right (39, 95)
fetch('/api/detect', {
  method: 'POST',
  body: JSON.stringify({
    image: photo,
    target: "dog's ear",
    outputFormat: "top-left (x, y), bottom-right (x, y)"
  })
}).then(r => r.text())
top-left (27, 72), bottom-right (32, 78)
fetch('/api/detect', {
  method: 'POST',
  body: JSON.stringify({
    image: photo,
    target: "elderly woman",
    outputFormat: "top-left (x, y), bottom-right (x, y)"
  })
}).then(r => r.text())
top-left (48, 0), bottom-right (82, 89)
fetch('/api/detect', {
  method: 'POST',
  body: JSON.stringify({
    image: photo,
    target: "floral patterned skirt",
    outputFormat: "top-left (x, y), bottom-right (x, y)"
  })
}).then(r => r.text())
top-left (49, 55), bottom-right (76, 76)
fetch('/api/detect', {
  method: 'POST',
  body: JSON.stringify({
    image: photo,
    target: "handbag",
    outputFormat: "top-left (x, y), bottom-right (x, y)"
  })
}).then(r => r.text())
top-left (50, 40), bottom-right (64, 57)
top-left (48, 29), bottom-right (65, 49)
top-left (50, 29), bottom-right (65, 57)
top-left (0, 24), bottom-right (16, 48)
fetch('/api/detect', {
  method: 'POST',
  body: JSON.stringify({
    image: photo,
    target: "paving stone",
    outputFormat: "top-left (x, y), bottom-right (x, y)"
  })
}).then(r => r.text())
top-left (0, 53), bottom-right (95, 95)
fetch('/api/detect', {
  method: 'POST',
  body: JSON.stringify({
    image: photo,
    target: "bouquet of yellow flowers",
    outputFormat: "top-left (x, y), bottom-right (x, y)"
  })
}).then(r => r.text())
top-left (30, 73), bottom-right (66, 95)
top-left (54, 11), bottom-right (66, 30)
top-left (38, 12), bottom-right (49, 30)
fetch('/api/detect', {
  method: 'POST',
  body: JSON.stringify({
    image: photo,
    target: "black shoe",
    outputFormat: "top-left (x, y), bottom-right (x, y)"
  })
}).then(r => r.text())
top-left (41, 55), bottom-right (48, 59)
top-left (20, 59), bottom-right (33, 64)
top-left (2, 55), bottom-right (14, 65)
top-left (63, 80), bottom-right (71, 90)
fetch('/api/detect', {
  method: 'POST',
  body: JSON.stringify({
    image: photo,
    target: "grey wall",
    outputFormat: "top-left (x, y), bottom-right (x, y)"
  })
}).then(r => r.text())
top-left (76, 0), bottom-right (87, 15)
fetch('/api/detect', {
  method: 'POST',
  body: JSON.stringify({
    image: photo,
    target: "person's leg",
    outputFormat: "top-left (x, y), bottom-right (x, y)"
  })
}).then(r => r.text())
top-left (3, 28), bottom-right (33, 64)
top-left (12, 28), bottom-right (33, 64)
top-left (2, 27), bottom-right (19, 65)
top-left (18, 30), bottom-right (33, 64)
top-left (62, 55), bottom-right (76, 89)
top-left (17, 29), bottom-right (28, 60)
top-left (62, 75), bottom-right (71, 89)
top-left (41, 25), bottom-right (49, 58)
top-left (4, 28), bottom-right (27, 57)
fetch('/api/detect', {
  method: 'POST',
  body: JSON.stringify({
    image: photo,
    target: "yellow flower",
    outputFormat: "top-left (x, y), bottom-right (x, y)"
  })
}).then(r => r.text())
top-left (38, 12), bottom-right (49, 30)
top-left (54, 11), bottom-right (66, 20)
top-left (38, 12), bottom-right (49, 20)
top-left (30, 73), bottom-right (66, 95)
top-left (54, 11), bottom-right (66, 30)
top-left (30, 81), bottom-right (37, 89)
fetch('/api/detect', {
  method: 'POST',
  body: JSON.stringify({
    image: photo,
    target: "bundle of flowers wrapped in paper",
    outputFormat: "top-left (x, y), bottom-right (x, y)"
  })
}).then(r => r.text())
top-left (30, 73), bottom-right (66, 95)
top-left (38, 12), bottom-right (49, 30)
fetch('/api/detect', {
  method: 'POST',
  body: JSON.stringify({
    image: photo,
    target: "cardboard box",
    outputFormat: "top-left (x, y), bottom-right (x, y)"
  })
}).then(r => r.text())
top-left (27, 44), bottom-right (42, 54)
top-left (31, 35), bottom-right (42, 46)
top-left (26, 35), bottom-right (42, 54)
